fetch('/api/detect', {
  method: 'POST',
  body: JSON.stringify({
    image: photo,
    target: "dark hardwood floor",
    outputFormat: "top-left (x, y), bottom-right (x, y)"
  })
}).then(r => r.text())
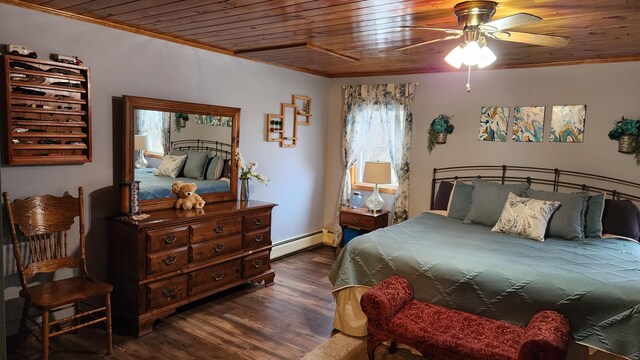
top-left (8, 246), bottom-right (338, 360)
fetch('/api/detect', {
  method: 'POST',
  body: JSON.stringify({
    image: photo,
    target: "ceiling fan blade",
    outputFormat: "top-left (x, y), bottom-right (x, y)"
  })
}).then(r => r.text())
top-left (492, 31), bottom-right (570, 47)
top-left (481, 13), bottom-right (541, 32)
top-left (394, 34), bottom-right (462, 51)
top-left (398, 26), bottom-right (463, 35)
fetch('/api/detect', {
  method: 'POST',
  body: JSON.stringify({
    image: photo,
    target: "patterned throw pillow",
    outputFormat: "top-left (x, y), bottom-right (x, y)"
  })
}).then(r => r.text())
top-left (154, 155), bottom-right (187, 178)
top-left (492, 193), bottom-right (561, 242)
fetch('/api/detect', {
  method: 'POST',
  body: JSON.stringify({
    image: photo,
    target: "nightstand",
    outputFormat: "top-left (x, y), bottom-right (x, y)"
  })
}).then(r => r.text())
top-left (339, 208), bottom-right (389, 248)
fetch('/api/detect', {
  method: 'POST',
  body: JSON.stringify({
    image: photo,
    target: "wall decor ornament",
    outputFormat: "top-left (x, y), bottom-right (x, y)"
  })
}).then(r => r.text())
top-left (265, 94), bottom-right (312, 148)
top-left (478, 106), bottom-right (509, 142)
top-left (512, 106), bottom-right (545, 142)
top-left (427, 114), bottom-right (454, 153)
top-left (608, 117), bottom-right (640, 166)
top-left (550, 105), bottom-right (586, 142)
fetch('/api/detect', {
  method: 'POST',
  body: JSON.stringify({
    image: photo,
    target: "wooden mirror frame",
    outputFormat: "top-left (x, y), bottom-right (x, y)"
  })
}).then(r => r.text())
top-left (120, 95), bottom-right (240, 213)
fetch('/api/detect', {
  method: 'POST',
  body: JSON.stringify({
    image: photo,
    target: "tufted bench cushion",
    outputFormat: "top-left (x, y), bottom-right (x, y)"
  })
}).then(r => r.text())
top-left (360, 276), bottom-right (571, 360)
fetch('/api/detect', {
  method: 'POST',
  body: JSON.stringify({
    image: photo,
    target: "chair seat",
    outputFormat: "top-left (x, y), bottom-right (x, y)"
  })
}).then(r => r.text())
top-left (22, 277), bottom-right (112, 309)
top-left (391, 300), bottom-right (525, 360)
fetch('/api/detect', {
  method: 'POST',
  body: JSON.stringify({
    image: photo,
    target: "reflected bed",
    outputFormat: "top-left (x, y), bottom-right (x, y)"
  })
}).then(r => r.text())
top-left (135, 168), bottom-right (229, 200)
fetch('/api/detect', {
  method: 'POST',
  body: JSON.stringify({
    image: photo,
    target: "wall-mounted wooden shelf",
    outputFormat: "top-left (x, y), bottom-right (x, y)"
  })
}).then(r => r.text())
top-left (265, 94), bottom-right (311, 148)
top-left (2, 55), bottom-right (92, 165)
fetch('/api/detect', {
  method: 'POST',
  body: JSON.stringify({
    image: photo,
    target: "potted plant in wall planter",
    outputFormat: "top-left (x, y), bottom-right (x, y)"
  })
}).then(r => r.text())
top-left (174, 112), bottom-right (190, 132)
top-left (608, 117), bottom-right (640, 165)
top-left (427, 114), bottom-right (454, 153)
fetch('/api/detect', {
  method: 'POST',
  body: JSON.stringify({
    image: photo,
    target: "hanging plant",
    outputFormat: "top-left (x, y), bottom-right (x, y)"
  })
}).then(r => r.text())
top-left (427, 114), bottom-right (454, 153)
top-left (608, 117), bottom-right (640, 165)
top-left (174, 113), bottom-right (190, 132)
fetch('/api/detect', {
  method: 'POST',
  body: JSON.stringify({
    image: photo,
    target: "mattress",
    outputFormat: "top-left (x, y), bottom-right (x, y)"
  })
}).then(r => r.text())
top-left (135, 168), bottom-right (230, 200)
top-left (328, 212), bottom-right (640, 359)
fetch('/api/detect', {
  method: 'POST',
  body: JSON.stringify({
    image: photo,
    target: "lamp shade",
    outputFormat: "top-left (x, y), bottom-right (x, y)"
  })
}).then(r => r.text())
top-left (363, 161), bottom-right (391, 184)
top-left (134, 135), bottom-right (150, 151)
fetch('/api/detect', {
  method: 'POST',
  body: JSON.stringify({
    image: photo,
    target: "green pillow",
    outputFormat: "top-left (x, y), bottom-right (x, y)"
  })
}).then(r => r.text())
top-left (584, 193), bottom-right (605, 238)
top-left (183, 150), bottom-right (209, 180)
top-left (464, 179), bottom-right (529, 227)
top-left (205, 156), bottom-right (222, 180)
top-left (525, 189), bottom-right (588, 240)
top-left (447, 181), bottom-right (473, 220)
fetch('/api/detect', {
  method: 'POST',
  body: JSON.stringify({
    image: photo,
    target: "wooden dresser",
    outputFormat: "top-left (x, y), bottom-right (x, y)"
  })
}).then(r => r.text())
top-left (107, 200), bottom-right (276, 336)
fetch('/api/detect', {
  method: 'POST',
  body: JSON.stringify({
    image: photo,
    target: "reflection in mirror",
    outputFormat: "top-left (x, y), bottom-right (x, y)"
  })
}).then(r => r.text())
top-left (121, 96), bottom-right (240, 213)
top-left (133, 110), bottom-right (233, 200)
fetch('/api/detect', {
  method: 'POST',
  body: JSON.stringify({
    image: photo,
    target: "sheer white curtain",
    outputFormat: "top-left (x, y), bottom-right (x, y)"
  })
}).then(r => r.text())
top-left (333, 85), bottom-right (375, 245)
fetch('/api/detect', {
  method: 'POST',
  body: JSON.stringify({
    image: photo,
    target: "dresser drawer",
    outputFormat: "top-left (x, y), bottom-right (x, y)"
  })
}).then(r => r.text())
top-left (190, 235), bottom-right (242, 263)
top-left (243, 211), bottom-right (271, 232)
top-left (189, 259), bottom-right (242, 295)
top-left (147, 275), bottom-right (188, 310)
top-left (242, 250), bottom-right (271, 278)
top-left (243, 229), bottom-right (271, 251)
top-left (147, 247), bottom-right (188, 275)
top-left (340, 212), bottom-right (375, 230)
top-left (146, 227), bottom-right (189, 253)
top-left (191, 216), bottom-right (242, 244)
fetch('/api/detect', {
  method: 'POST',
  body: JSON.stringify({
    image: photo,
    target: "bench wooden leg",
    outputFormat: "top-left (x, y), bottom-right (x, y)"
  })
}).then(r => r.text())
top-left (389, 341), bottom-right (398, 354)
top-left (367, 339), bottom-right (380, 360)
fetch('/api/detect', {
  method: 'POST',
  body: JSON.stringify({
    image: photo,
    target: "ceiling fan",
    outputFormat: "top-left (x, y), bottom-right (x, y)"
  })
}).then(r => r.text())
top-left (396, 1), bottom-right (570, 68)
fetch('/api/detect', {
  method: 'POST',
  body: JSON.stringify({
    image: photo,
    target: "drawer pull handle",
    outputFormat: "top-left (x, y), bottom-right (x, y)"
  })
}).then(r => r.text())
top-left (253, 259), bottom-right (263, 268)
top-left (212, 272), bottom-right (225, 281)
top-left (162, 234), bottom-right (177, 244)
top-left (214, 224), bottom-right (225, 233)
top-left (350, 218), bottom-right (359, 224)
top-left (254, 234), bottom-right (264, 242)
top-left (162, 255), bottom-right (177, 265)
top-left (213, 243), bottom-right (224, 252)
top-left (161, 286), bottom-right (177, 298)
top-left (254, 217), bottom-right (263, 225)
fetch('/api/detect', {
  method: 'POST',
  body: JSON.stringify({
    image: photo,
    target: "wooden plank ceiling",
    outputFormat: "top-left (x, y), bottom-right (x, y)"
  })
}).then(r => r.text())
top-left (9, 0), bottom-right (640, 77)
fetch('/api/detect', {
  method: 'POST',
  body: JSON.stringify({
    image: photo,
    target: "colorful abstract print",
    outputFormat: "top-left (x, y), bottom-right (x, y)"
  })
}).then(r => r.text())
top-left (550, 105), bottom-right (586, 142)
top-left (512, 106), bottom-right (545, 142)
top-left (478, 106), bottom-right (509, 142)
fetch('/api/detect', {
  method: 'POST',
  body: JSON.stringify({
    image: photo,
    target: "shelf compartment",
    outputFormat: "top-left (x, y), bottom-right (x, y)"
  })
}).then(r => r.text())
top-left (10, 68), bottom-right (85, 82)
top-left (12, 120), bottom-right (87, 127)
top-left (12, 132), bottom-right (87, 138)
top-left (11, 94), bottom-right (86, 104)
top-left (11, 82), bottom-right (86, 93)
top-left (10, 107), bottom-right (86, 116)
top-left (12, 144), bottom-right (88, 150)
top-left (9, 155), bottom-right (90, 165)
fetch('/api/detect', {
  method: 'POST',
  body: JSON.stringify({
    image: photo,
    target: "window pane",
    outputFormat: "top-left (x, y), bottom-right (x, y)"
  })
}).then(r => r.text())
top-left (136, 110), bottom-right (165, 155)
top-left (355, 110), bottom-right (398, 185)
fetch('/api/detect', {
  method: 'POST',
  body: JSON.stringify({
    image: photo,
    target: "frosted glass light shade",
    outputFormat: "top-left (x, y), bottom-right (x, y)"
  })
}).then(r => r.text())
top-left (363, 161), bottom-right (391, 184)
top-left (477, 45), bottom-right (497, 68)
top-left (444, 45), bottom-right (464, 69)
top-left (462, 41), bottom-right (481, 66)
top-left (134, 135), bottom-right (150, 151)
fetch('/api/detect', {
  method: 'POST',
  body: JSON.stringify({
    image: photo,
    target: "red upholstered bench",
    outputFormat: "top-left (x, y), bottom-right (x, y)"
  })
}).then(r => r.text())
top-left (360, 276), bottom-right (571, 360)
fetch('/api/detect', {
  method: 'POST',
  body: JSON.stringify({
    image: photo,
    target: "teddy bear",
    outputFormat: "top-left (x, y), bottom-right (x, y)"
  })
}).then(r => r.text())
top-left (171, 181), bottom-right (205, 210)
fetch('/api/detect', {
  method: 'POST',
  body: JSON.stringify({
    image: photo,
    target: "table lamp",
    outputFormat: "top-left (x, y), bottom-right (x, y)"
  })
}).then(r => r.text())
top-left (363, 161), bottom-right (391, 213)
top-left (134, 135), bottom-right (150, 168)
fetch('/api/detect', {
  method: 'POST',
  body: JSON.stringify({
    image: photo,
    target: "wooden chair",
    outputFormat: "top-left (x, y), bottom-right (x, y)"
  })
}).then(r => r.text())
top-left (3, 187), bottom-right (113, 360)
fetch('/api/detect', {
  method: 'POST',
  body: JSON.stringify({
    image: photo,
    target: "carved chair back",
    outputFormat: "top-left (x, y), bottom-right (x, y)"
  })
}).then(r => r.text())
top-left (3, 187), bottom-right (88, 292)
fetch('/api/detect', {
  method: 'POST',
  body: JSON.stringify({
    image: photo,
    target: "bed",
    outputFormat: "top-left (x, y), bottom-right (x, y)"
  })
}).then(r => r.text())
top-left (136, 139), bottom-right (231, 200)
top-left (328, 165), bottom-right (640, 360)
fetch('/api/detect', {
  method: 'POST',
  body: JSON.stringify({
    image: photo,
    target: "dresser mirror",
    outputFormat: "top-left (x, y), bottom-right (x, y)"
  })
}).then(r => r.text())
top-left (121, 95), bottom-right (240, 213)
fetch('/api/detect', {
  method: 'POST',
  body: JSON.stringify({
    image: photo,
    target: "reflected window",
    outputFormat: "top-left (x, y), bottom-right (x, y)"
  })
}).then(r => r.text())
top-left (136, 110), bottom-right (168, 156)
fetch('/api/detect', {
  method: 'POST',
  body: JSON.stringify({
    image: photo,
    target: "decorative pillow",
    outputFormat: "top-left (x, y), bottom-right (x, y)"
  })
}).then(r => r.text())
top-left (432, 181), bottom-right (454, 210)
top-left (464, 179), bottom-right (529, 227)
top-left (183, 150), bottom-right (209, 180)
top-left (205, 156), bottom-right (222, 180)
top-left (447, 181), bottom-right (473, 220)
top-left (584, 193), bottom-right (605, 238)
top-left (169, 149), bottom-right (188, 156)
top-left (602, 199), bottom-right (640, 241)
top-left (222, 159), bottom-right (232, 179)
top-left (492, 193), bottom-right (561, 242)
top-left (525, 189), bottom-right (588, 240)
top-left (154, 155), bottom-right (187, 178)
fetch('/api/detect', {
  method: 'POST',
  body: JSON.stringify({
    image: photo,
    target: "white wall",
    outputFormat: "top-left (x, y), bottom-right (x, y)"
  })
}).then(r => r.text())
top-left (324, 62), bottom-right (640, 228)
top-left (0, 4), bottom-right (330, 333)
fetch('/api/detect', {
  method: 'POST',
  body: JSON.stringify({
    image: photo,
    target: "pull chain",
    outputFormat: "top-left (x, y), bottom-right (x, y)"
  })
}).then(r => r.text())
top-left (466, 65), bottom-right (471, 93)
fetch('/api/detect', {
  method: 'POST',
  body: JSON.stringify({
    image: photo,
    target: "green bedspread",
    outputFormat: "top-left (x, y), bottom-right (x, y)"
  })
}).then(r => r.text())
top-left (329, 212), bottom-right (640, 359)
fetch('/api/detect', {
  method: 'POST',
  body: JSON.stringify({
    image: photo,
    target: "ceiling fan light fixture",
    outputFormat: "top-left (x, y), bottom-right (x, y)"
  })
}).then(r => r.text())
top-left (477, 45), bottom-right (497, 68)
top-left (461, 40), bottom-right (481, 65)
top-left (444, 45), bottom-right (464, 68)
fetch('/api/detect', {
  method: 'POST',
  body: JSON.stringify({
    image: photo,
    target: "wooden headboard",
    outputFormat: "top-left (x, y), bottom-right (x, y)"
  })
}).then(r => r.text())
top-left (431, 165), bottom-right (640, 209)
top-left (170, 139), bottom-right (232, 159)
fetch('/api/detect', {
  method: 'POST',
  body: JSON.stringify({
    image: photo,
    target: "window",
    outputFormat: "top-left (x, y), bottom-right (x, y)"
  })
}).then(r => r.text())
top-left (136, 110), bottom-right (166, 158)
top-left (350, 108), bottom-right (399, 194)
